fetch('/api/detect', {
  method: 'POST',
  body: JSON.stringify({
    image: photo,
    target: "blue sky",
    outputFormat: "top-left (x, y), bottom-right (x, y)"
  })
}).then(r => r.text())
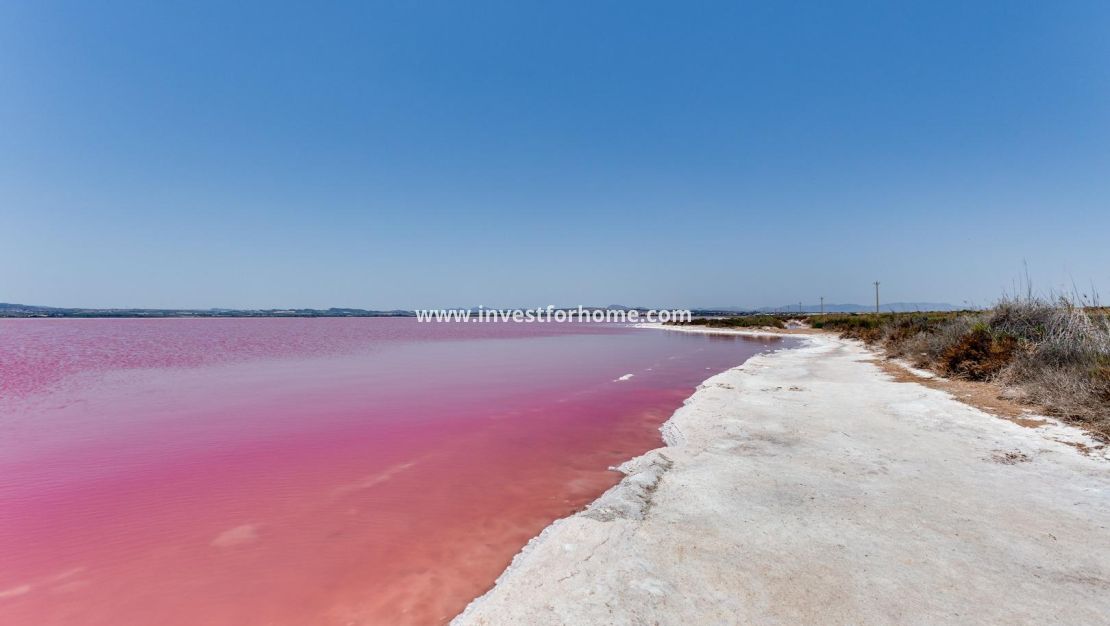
top-left (2, 1), bottom-right (1108, 309)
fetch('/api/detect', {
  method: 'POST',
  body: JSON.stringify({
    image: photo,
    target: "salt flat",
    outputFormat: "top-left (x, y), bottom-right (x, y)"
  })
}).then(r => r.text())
top-left (454, 332), bottom-right (1110, 625)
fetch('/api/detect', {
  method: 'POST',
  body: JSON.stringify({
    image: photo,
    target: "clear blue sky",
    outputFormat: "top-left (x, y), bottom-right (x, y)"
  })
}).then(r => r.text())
top-left (2, 1), bottom-right (1108, 309)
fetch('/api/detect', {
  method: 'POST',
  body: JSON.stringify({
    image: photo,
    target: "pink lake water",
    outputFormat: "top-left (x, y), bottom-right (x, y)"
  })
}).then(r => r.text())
top-left (0, 318), bottom-right (780, 625)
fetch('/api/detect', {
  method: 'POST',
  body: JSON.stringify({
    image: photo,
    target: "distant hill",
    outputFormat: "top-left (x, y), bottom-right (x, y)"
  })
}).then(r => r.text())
top-left (756, 302), bottom-right (964, 314)
top-left (0, 303), bottom-right (415, 318)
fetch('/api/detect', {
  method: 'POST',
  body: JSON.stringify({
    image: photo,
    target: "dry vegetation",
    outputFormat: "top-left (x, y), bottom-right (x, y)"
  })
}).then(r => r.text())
top-left (671, 298), bottom-right (1110, 438)
top-left (806, 298), bottom-right (1110, 439)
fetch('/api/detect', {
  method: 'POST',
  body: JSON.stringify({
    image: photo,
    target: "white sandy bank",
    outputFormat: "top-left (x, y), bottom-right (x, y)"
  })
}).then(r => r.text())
top-left (453, 332), bottom-right (1110, 625)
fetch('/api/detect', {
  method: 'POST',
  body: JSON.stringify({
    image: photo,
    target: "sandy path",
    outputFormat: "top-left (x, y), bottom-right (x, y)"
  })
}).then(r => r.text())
top-left (453, 333), bottom-right (1110, 625)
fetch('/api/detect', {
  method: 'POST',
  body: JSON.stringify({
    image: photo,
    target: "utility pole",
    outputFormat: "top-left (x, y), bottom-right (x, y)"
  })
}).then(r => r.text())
top-left (820, 296), bottom-right (824, 315)
top-left (873, 281), bottom-right (880, 314)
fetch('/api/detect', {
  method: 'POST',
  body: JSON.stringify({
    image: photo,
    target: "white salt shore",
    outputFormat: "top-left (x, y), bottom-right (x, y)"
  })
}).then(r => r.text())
top-left (453, 329), bottom-right (1110, 625)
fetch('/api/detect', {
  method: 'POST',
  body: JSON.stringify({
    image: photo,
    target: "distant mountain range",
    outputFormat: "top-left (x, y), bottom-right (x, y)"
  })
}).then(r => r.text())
top-left (755, 302), bottom-right (963, 313)
top-left (688, 302), bottom-right (963, 315)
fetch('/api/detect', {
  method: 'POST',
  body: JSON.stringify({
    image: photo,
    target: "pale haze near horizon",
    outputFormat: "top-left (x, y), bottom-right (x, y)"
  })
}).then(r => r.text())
top-left (2, 2), bottom-right (1108, 310)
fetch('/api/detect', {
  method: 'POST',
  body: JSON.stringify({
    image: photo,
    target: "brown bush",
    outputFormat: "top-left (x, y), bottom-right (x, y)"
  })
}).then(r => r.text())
top-left (1095, 361), bottom-right (1110, 404)
top-left (939, 328), bottom-right (1019, 380)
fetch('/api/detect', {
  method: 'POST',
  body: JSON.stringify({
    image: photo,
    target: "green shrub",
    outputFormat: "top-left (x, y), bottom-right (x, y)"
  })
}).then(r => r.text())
top-left (675, 315), bottom-right (786, 329)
